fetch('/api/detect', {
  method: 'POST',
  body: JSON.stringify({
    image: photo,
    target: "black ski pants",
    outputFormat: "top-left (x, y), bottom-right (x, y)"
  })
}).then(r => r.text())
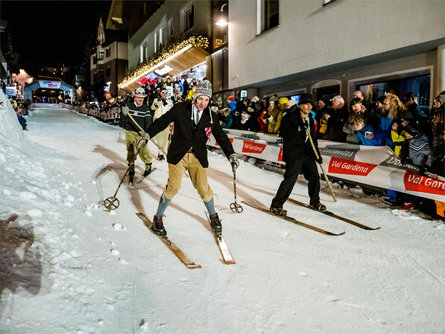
top-left (271, 154), bottom-right (320, 209)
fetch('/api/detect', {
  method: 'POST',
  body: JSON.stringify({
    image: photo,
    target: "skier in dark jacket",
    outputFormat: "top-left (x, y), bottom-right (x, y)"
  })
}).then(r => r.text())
top-left (270, 94), bottom-right (326, 215)
top-left (121, 87), bottom-right (153, 183)
top-left (144, 80), bottom-right (239, 236)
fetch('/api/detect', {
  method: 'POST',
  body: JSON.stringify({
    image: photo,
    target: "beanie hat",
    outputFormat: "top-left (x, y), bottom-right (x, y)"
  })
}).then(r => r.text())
top-left (227, 95), bottom-right (235, 101)
top-left (298, 93), bottom-right (315, 107)
top-left (278, 97), bottom-right (289, 106)
top-left (251, 96), bottom-right (259, 103)
top-left (134, 87), bottom-right (147, 98)
top-left (193, 80), bottom-right (212, 100)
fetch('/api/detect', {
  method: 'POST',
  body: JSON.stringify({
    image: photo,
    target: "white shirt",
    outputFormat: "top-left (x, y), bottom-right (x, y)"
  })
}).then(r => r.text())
top-left (193, 104), bottom-right (203, 125)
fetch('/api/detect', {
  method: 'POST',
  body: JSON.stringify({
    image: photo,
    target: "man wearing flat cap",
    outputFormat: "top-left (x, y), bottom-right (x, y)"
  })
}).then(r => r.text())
top-left (121, 87), bottom-right (153, 183)
top-left (270, 93), bottom-right (326, 216)
top-left (144, 80), bottom-right (239, 237)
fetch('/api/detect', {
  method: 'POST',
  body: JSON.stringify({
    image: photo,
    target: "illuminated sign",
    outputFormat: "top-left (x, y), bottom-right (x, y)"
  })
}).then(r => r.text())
top-left (154, 65), bottom-right (173, 76)
top-left (39, 80), bottom-right (61, 89)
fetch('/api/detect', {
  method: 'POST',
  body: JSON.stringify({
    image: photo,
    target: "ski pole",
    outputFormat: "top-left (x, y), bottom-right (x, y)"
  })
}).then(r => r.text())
top-left (103, 143), bottom-right (144, 211)
top-left (302, 117), bottom-right (337, 202)
top-left (230, 167), bottom-right (243, 213)
top-left (127, 113), bottom-right (167, 156)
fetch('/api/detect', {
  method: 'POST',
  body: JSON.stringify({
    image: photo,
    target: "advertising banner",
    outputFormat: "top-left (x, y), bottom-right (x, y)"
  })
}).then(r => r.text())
top-left (39, 80), bottom-right (61, 89)
top-left (207, 130), bottom-right (445, 202)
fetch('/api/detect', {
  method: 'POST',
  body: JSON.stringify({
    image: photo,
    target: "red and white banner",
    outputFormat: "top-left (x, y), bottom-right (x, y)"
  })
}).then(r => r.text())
top-left (207, 129), bottom-right (445, 202)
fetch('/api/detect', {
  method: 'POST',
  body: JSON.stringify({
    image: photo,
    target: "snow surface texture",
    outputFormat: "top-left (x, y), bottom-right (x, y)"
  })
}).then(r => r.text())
top-left (1, 104), bottom-right (445, 334)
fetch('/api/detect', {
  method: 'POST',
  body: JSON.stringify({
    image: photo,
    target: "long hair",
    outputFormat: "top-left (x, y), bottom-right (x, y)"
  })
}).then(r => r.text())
top-left (385, 93), bottom-right (406, 119)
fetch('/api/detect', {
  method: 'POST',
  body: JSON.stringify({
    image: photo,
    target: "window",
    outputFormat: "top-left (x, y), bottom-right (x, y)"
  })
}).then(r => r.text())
top-left (106, 47), bottom-right (111, 58)
top-left (264, 0), bottom-right (279, 31)
top-left (323, 0), bottom-right (337, 5)
top-left (106, 67), bottom-right (111, 78)
top-left (97, 50), bottom-right (104, 60)
top-left (93, 55), bottom-right (97, 65)
top-left (185, 6), bottom-right (194, 31)
top-left (93, 73), bottom-right (98, 82)
top-left (257, 0), bottom-right (279, 34)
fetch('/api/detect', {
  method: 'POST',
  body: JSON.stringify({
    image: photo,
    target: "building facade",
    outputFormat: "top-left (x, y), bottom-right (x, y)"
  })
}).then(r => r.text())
top-left (90, 16), bottom-right (128, 100)
top-left (228, 0), bottom-right (445, 105)
top-left (118, 0), bottom-right (229, 98)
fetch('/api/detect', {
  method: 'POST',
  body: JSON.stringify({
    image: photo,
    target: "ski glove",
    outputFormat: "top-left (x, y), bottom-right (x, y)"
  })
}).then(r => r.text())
top-left (315, 156), bottom-right (323, 164)
top-left (229, 154), bottom-right (239, 171)
top-left (122, 106), bottom-right (129, 116)
top-left (139, 131), bottom-right (150, 140)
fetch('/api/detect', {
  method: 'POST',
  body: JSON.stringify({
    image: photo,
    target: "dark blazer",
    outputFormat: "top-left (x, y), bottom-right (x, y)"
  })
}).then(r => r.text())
top-left (146, 102), bottom-right (235, 167)
top-left (280, 105), bottom-right (320, 163)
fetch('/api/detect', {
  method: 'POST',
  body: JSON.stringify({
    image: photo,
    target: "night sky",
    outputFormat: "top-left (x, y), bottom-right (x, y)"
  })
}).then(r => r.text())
top-left (1, 1), bottom-right (111, 76)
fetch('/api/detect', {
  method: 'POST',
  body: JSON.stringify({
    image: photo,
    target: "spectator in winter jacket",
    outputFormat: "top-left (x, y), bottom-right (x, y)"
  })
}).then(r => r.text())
top-left (343, 98), bottom-right (366, 144)
top-left (219, 108), bottom-right (233, 129)
top-left (267, 97), bottom-right (286, 134)
top-left (318, 95), bottom-right (348, 142)
top-left (429, 94), bottom-right (444, 175)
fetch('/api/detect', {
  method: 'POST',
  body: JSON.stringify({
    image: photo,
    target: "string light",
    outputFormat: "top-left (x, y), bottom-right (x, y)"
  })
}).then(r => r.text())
top-left (118, 35), bottom-right (209, 89)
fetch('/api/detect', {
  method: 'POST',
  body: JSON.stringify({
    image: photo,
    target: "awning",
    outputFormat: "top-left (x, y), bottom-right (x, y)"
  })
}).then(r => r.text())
top-left (119, 35), bottom-right (209, 93)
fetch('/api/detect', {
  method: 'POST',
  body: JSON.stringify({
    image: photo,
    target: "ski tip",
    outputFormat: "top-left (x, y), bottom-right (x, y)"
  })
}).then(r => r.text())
top-left (224, 260), bottom-right (236, 265)
top-left (187, 264), bottom-right (202, 269)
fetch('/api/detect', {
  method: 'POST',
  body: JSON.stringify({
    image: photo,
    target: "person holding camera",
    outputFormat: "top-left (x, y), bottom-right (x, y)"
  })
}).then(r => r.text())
top-left (121, 87), bottom-right (153, 183)
top-left (142, 80), bottom-right (239, 236)
top-left (270, 94), bottom-right (326, 215)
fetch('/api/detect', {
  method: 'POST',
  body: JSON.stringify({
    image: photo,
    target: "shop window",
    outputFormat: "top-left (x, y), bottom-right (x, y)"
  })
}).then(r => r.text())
top-left (106, 67), bottom-right (111, 78)
top-left (185, 6), bottom-right (194, 31)
top-left (356, 74), bottom-right (431, 107)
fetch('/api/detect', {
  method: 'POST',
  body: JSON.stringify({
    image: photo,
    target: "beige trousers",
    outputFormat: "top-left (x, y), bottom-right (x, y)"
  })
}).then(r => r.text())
top-left (125, 130), bottom-right (152, 164)
top-left (163, 153), bottom-right (213, 202)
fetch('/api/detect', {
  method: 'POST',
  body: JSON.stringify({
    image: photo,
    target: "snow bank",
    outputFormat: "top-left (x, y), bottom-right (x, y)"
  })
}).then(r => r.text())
top-left (0, 90), bottom-right (24, 147)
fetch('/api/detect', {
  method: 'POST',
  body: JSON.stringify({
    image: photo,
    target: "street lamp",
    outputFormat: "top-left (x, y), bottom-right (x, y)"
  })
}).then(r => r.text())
top-left (216, 3), bottom-right (228, 27)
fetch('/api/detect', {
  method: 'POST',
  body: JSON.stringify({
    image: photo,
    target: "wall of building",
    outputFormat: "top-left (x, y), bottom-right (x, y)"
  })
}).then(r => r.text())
top-left (127, 0), bottom-right (211, 71)
top-left (228, 0), bottom-right (445, 91)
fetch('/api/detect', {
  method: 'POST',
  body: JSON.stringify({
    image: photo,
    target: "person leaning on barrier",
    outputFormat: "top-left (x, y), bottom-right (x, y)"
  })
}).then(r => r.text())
top-left (120, 87), bottom-right (153, 183)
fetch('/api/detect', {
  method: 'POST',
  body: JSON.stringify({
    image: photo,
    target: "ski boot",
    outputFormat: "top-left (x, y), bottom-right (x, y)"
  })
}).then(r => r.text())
top-left (270, 207), bottom-right (287, 216)
top-left (311, 202), bottom-right (327, 212)
top-left (128, 163), bottom-right (135, 184)
top-left (152, 215), bottom-right (167, 236)
top-left (158, 154), bottom-right (165, 161)
top-left (209, 213), bottom-right (222, 235)
top-left (143, 163), bottom-right (152, 177)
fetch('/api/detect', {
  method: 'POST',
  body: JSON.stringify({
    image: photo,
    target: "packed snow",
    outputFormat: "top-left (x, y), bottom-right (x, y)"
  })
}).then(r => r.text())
top-left (1, 101), bottom-right (445, 334)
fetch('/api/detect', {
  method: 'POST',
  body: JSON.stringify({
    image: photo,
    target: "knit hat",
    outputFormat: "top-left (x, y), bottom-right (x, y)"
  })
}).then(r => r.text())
top-left (227, 95), bottom-right (235, 101)
top-left (193, 80), bottom-right (212, 100)
top-left (278, 97), bottom-right (289, 106)
top-left (134, 87), bottom-right (147, 98)
top-left (298, 93), bottom-right (315, 107)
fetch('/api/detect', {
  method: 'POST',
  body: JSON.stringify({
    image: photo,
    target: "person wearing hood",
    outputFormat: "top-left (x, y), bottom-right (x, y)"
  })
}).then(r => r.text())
top-left (144, 80), bottom-right (239, 237)
top-left (270, 94), bottom-right (326, 215)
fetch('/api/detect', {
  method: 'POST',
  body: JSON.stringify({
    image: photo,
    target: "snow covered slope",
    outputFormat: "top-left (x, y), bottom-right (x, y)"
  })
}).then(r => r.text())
top-left (1, 104), bottom-right (445, 334)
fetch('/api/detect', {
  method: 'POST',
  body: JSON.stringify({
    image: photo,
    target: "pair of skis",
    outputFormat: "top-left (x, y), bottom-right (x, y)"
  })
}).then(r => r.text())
top-left (136, 212), bottom-right (235, 269)
top-left (241, 198), bottom-right (380, 236)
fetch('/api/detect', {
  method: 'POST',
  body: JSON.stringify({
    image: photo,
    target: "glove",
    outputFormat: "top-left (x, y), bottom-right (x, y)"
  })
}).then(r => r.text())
top-left (122, 106), bottom-right (129, 116)
top-left (139, 131), bottom-right (150, 141)
top-left (136, 136), bottom-right (147, 150)
top-left (229, 154), bottom-right (239, 171)
top-left (315, 156), bottom-right (323, 164)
